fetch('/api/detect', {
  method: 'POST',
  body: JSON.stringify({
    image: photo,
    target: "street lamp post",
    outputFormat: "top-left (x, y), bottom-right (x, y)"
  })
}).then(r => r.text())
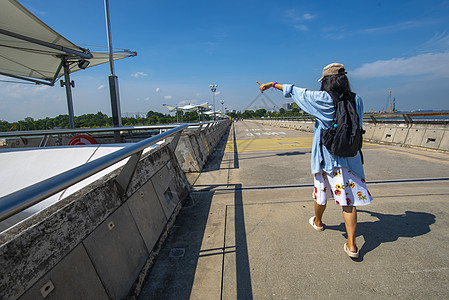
top-left (209, 84), bottom-right (218, 121)
top-left (220, 100), bottom-right (224, 118)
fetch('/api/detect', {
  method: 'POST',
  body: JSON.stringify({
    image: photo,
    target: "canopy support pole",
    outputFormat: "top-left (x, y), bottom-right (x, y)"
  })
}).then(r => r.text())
top-left (0, 71), bottom-right (53, 86)
top-left (51, 61), bottom-right (64, 85)
top-left (62, 60), bottom-right (75, 129)
top-left (0, 28), bottom-right (93, 59)
top-left (104, 0), bottom-right (122, 132)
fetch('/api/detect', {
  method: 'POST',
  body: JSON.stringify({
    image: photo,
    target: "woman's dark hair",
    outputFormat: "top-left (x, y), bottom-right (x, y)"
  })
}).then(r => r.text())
top-left (320, 74), bottom-right (352, 102)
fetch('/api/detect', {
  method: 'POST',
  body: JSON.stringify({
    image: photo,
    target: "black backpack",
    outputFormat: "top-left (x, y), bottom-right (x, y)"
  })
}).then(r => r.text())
top-left (321, 92), bottom-right (365, 157)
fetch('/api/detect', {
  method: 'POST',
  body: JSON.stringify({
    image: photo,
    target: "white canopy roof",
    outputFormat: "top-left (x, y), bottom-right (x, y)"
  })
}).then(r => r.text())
top-left (0, 0), bottom-right (136, 85)
top-left (163, 102), bottom-right (210, 112)
top-left (162, 104), bottom-right (179, 112)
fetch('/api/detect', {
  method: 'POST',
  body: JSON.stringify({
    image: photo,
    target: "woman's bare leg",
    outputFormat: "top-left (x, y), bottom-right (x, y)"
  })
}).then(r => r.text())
top-left (314, 202), bottom-right (327, 227)
top-left (342, 206), bottom-right (357, 252)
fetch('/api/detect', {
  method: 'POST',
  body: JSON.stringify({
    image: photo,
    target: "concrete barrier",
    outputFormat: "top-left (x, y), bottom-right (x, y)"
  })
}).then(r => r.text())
top-left (392, 126), bottom-right (409, 145)
top-left (249, 119), bottom-right (449, 152)
top-left (363, 125), bottom-right (376, 140)
top-left (0, 121), bottom-right (230, 300)
top-left (174, 131), bottom-right (205, 172)
top-left (175, 120), bottom-right (231, 173)
top-left (440, 131), bottom-right (449, 151)
top-left (420, 129), bottom-right (445, 150)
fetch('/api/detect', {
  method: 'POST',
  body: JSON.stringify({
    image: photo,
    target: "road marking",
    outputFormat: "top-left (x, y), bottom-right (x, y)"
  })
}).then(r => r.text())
top-left (225, 137), bottom-right (313, 153)
top-left (246, 131), bottom-right (287, 136)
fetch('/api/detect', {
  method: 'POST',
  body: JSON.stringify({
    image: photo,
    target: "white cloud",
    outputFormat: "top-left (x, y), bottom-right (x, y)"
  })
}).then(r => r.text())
top-left (97, 85), bottom-right (105, 90)
top-left (215, 91), bottom-right (221, 95)
top-left (364, 20), bottom-right (427, 34)
top-left (420, 32), bottom-right (449, 52)
top-left (131, 71), bottom-right (148, 78)
top-left (1, 84), bottom-right (51, 98)
top-left (285, 9), bottom-right (316, 23)
top-left (155, 87), bottom-right (160, 92)
top-left (144, 97), bottom-right (150, 101)
top-left (322, 20), bottom-right (435, 41)
top-left (302, 13), bottom-right (316, 21)
top-left (22, 4), bottom-right (47, 16)
top-left (178, 99), bottom-right (199, 105)
top-left (294, 25), bottom-right (308, 31)
top-left (284, 9), bottom-right (316, 31)
top-left (351, 52), bottom-right (449, 79)
top-left (164, 95), bottom-right (172, 100)
top-left (178, 100), bottom-right (191, 105)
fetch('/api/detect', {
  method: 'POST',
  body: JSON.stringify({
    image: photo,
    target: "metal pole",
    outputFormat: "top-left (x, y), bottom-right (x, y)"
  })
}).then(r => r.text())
top-left (104, 0), bottom-right (115, 76)
top-left (0, 28), bottom-right (93, 59)
top-left (63, 61), bottom-right (75, 129)
top-left (104, 0), bottom-right (122, 132)
top-left (221, 100), bottom-right (224, 118)
top-left (210, 84), bottom-right (217, 121)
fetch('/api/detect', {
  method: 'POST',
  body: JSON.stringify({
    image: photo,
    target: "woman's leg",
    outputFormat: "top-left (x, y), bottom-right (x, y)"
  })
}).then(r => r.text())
top-left (342, 206), bottom-right (357, 252)
top-left (314, 201), bottom-right (327, 227)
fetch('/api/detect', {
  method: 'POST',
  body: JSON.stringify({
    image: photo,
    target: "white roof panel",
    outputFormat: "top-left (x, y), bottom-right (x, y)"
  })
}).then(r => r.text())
top-left (0, 0), bottom-right (136, 84)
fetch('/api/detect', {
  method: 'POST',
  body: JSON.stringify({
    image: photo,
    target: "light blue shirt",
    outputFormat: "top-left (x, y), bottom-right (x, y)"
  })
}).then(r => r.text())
top-left (283, 84), bottom-right (366, 179)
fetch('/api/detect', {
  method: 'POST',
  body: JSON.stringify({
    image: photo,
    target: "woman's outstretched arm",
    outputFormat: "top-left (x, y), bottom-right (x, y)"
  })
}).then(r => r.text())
top-left (257, 81), bottom-right (283, 93)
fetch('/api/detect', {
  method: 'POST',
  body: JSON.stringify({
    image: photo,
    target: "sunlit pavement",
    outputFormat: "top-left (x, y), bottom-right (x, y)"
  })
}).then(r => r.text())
top-left (139, 120), bottom-right (449, 299)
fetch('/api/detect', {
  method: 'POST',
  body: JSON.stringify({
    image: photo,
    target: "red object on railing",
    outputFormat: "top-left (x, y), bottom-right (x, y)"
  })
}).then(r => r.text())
top-left (67, 134), bottom-right (98, 145)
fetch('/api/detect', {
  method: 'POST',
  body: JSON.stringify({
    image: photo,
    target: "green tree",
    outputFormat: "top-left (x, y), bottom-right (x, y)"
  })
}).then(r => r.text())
top-left (241, 110), bottom-right (255, 119)
top-left (255, 109), bottom-right (267, 118)
top-left (183, 111), bottom-right (199, 122)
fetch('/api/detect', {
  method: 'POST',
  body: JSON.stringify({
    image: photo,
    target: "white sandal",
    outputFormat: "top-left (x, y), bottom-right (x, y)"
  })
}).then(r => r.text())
top-left (344, 243), bottom-right (359, 258)
top-left (309, 216), bottom-right (324, 231)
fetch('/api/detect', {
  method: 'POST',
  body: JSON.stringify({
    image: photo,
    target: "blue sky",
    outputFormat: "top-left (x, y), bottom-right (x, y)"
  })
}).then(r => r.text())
top-left (1, 0), bottom-right (449, 122)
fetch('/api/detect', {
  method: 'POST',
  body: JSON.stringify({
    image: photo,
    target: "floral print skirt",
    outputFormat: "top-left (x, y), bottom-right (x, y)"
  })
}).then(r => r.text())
top-left (313, 167), bottom-right (372, 206)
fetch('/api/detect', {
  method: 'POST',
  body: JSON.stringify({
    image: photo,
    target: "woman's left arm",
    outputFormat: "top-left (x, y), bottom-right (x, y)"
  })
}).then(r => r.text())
top-left (256, 81), bottom-right (333, 122)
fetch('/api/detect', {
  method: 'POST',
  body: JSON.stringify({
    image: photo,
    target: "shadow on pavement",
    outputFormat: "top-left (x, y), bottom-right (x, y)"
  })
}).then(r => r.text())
top-left (232, 183), bottom-right (253, 299)
top-left (138, 192), bottom-right (215, 299)
top-left (201, 124), bottom-right (232, 172)
top-left (276, 151), bottom-right (306, 156)
top-left (325, 210), bottom-right (436, 261)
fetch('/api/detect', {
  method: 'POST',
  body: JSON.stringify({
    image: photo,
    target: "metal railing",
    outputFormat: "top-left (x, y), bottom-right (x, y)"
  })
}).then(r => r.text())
top-left (363, 111), bottom-right (449, 125)
top-left (0, 124), bottom-right (189, 222)
top-left (258, 111), bottom-right (449, 125)
top-left (0, 121), bottom-right (220, 138)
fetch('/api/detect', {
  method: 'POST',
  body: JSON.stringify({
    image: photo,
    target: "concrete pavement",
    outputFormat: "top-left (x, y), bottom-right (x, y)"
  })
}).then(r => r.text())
top-left (138, 120), bottom-right (449, 299)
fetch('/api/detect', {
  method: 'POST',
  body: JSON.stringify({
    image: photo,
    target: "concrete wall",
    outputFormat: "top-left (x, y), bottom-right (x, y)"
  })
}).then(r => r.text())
top-left (250, 119), bottom-right (449, 152)
top-left (0, 120), bottom-right (231, 300)
top-left (175, 121), bottom-right (231, 172)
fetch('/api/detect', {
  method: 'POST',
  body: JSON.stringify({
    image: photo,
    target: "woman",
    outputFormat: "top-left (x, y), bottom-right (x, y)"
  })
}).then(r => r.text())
top-left (257, 63), bottom-right (372, 259)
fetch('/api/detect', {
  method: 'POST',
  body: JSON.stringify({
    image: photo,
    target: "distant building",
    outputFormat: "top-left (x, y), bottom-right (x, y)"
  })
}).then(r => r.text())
top-left (291, 102), bottom-right (303, 113)
top-left (283, 103), bottom-right (292, 111)
top-left (123, 112), bottom-right (146, 119)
